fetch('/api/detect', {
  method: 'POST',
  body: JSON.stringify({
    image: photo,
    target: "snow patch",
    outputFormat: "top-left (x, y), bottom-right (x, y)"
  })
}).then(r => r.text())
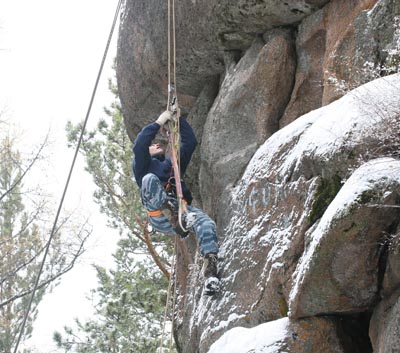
top-left (207, 317), bottom-right (289, 353)
top-left (212, 312), bottom-right (247, 332)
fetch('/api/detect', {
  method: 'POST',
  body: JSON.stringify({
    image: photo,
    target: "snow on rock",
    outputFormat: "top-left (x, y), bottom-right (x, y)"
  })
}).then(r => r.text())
top-left (176, 73), bottom-right (400, 353)
top-left (240, 72), bottom-right (400, 186)
top-left (289, 158), bottom-right (400, 318)
top-left (208, 316), bottom-right (354, 353)
top-left (208, 318), bottom-right (288, 353)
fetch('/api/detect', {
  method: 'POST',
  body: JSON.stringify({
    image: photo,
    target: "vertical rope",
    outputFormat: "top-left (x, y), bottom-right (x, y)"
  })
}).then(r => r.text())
top-left (167, 0), bottom-right (185, 228)
top-left (160, 1), bottom-right (184, 351)
top-left (167, 0), bottom-right (171, 109)
top-left (172, 0), bottom-right (177, 94)
top-left (171, 0), bottom-right (182, 179)
top-left (159, 238), bottom-right (177, 353)
top-left (168, 238), bottom-right (179, 352)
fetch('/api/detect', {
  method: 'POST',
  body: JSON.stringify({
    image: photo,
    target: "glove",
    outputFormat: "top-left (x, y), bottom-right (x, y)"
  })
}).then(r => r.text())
top-left (156, 110), bottom-right (172, 126)
top-left (175, 225), bottom-right (190, 239)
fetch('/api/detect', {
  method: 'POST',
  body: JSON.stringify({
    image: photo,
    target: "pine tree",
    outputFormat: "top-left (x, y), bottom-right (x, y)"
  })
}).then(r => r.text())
top-left (0, 130), bottom-right (89, 353)
top-left (54, 74), bottom-right (177, 352)
top-left (54, 242), bottom-right (169, 353)
top-left (65, 78), bottom-right (173, 276)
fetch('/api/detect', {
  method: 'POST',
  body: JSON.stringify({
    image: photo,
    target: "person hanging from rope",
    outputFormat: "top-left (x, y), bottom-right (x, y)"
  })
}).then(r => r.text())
top-left (132, 110), bottom-right (220, 296)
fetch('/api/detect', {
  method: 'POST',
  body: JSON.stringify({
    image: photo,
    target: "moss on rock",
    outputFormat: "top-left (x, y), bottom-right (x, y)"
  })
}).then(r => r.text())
top-left (309, 175), bottom-right (342, 224)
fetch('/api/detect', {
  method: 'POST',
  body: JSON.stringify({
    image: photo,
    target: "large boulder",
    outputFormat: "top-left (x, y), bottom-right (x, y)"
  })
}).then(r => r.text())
top-left (320, 0), bottom-right (379, 104)
top-left (199, 30), bottom-right (296, 220)
top-left (320, 0), bottom-right (400, 104)
top-left (289, 158), bottom-right (400, 318)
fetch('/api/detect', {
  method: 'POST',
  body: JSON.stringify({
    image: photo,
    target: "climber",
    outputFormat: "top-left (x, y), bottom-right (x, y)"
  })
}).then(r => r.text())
top-left (132, 110), bottom-right (220, 296)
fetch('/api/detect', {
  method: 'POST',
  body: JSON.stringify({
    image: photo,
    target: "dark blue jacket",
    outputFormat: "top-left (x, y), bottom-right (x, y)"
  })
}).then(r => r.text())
top-left (132, 117), bottom-right (197, 204)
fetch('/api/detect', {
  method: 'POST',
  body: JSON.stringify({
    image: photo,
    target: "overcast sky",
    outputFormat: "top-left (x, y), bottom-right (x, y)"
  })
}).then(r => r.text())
top-left (0, 1), bottom-right (122, 351)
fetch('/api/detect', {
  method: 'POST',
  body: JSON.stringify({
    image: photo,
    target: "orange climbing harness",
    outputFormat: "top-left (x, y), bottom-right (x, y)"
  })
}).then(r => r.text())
top-left (147, 200), bottom-right (187, 218)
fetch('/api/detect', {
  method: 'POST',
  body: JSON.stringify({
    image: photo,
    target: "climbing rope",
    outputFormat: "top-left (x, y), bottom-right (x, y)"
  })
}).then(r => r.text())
top-left (167, 0), bottom-right (178, 109)
top-left (159, 237), bottom-right (178, 353)
top-left (12, 1), bottom-right (123, 353)
top-left (159, 0), bottom-right (185, 351)
top-left (169, 251), bottom-right (178, 352)
top-left (166, 0), bottom-right (187, 232)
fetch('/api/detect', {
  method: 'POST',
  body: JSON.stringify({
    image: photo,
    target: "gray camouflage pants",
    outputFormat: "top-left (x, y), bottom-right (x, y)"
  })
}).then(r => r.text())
top-left (141, 173), bottom-right (218, 256)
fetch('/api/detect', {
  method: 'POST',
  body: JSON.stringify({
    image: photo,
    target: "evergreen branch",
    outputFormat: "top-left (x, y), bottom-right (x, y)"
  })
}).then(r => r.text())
top-left (0, 204), bottom-right (43, 247)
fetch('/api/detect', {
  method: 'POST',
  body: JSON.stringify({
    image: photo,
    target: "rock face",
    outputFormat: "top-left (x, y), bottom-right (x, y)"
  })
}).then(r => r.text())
top-left (175, 75), bottom-right (400, 353)
top-left (200, 31), bottom-right (296, 219)
top-left (116, 0), bottom-right (400, 352)
top-left (369, 228), bottom-right (400, 353)
top-left (117, 0), bottom-right (329, 139)
top-left (370, 289), bottom-right (400, 353)
top-left (280, 0), bottom-right (379, 127)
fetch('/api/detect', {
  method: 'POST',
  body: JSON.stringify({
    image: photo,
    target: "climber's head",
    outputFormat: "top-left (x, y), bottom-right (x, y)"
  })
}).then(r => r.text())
top-left (149, 143), bottom-right (164, 157)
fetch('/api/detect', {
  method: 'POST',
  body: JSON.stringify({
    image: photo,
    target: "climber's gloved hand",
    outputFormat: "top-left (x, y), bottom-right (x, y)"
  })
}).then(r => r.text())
top-left (156, 110), bottom-right (173, 127)
top-left (174, 226), bottom-right (190, 239)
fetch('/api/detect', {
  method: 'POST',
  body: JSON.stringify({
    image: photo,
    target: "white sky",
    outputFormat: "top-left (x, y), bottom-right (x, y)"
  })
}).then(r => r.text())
top-left (0, 1), bottom-right (122, 352)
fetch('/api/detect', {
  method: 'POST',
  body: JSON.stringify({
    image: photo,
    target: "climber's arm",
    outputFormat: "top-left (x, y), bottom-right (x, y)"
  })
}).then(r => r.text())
top-left (132, 122), bottom-right (160, 187)
top-left (179, 117), bottom-right (198, 174)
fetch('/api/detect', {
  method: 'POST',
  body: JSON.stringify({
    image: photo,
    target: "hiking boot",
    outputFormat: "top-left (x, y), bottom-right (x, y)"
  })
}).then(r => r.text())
top-left (161, 200), bottom-right (189, 238)
top-left (203, 253), bottom-right (218, 278)
top-left (204, 277), bottom-right (220, 296)
top-left (203, 253), bottom-right (220, 296)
